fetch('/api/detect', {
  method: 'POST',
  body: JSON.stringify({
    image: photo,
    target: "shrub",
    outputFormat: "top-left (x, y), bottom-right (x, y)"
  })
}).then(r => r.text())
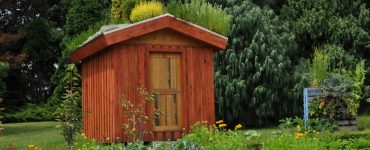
top-left (121, 0), bottom-right (139, 21)
top-left (358, 114), bottom-right (370, 130)
top-left (121, 87), bottom-right (160, 142)
top-left (111, 0), bottom-right (124, 20)
top-left (55, 64), bottom-right (82, 150)
top-left (3, 103), bottom-right (54, 123)
top-left (167, 0), bottom-right (231, 35)
top-left (0, 98), bottom-right (3, 135)
top-left (130, 1), bottom-right (164, 22)
top-left (180, 122), bottom-right (262, 150)
top-left (319, 74), bottom-right (353, 118)
top-left (279, 117), bottom-right (337, 132)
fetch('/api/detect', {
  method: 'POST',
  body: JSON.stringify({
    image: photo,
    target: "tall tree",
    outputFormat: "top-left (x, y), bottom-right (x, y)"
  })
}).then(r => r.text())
top-left (214, 0), bottom-right (299, 126)
top-left (20, 19), bottom-right (62, 104)
top-left (0, 0), bottom-right (66, 110)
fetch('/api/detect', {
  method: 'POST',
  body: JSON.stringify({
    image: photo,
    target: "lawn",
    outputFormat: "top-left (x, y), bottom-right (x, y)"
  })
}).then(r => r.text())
top-left (0, 122), bottom-right (65, 150)
top-left (1, 115), bottom-right (370, 149)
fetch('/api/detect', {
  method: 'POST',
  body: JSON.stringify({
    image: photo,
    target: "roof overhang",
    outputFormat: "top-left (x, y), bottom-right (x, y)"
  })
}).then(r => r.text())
top-left (70, 14), bottom-right (228, 63)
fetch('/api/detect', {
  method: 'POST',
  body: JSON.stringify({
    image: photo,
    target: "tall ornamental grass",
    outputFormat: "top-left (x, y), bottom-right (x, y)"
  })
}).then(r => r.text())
top-left (310, 47), bottom-right (329, 87)
top-left (167, 0), bottom-right (231, 35)
top-left (130, 1), bottom-right (164, 23)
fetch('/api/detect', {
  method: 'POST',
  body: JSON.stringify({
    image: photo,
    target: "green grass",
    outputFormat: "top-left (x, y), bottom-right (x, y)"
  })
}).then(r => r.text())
top-left (0, 121), bottom-right (65, 150)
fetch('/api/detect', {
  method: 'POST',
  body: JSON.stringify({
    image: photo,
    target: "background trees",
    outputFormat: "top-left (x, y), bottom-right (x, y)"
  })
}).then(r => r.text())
top-left (210, 0), bottom-right (369, 126)
top-left (0, 0), bottom-right (369, 127)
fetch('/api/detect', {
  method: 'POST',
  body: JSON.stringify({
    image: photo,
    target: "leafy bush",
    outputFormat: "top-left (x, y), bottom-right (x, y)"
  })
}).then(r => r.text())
top-left (121, 0), bottom-right (139, 21)
top-left (180, 122), bottom-right (262, 150)
top-left (279, 117), bottom-right (337, 132)
top-left (111, 0), bottom-right (124, 20)
top-left (350, 60), bottom-right (366, 115)
top-left (0, 61), bottom-right (9, 96)
top-left (167, 0), bottom-right (231, 35)
top-left (130, 1), bottom-right (164, 22)
top-left (55, 64), bottom-right (82, 150)
top-left (0, 98), bottom-right (3, 135)
top-left (264, 131), bottom-right (370, 150)
top-left (3, 103), bottom-right (54, 123)
top-left (358, 115), bottom-right (370, 130)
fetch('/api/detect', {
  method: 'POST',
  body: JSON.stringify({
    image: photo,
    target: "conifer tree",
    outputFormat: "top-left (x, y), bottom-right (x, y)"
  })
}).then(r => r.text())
top-left (214, 1), bottom-right (299, 126)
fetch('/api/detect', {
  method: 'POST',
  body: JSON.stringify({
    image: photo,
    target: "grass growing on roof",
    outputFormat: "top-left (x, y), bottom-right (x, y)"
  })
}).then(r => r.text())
top-left (167, 0), bottom-right (231, 35)
top-left (64, 20), bottom-right (112, 53)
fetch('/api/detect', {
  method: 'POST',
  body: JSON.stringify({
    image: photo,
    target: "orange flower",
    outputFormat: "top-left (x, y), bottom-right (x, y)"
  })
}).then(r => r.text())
top-left (295, 132), bottom-right (304, 139)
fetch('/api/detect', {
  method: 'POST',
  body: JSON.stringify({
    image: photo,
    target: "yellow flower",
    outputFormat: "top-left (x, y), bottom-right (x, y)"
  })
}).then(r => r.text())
top-left (235, 124), bottom-right (242, 129)
top-left (319, 101), bottom-right (325, 109)
top-left (218, 123), bottom-right (227, 128)
top-left (82, 133), bottom-right (87, 139)
top-left (295, 132), bottom-right (304, 139)
top-left (28, 144), bottom-right (35, 149)
top-left (216, 120), bottom-right (224, 124)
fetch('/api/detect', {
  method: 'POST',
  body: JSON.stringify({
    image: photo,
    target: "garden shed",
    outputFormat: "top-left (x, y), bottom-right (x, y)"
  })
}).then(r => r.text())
top-left (70, 14), bottom-right (228, 142)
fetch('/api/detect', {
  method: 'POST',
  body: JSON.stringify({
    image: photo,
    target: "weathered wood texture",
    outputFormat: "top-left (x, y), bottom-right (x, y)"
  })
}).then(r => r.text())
top-left (81, 29), bottom-right (216, 142)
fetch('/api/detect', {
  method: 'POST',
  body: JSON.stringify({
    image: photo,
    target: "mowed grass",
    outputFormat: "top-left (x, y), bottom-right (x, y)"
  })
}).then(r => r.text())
top-left (0, 121), bottom-right (65, 150)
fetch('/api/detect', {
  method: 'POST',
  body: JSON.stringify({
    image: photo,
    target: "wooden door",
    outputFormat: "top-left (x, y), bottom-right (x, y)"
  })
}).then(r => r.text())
top-left (150, 53), bottom-right (182, 131)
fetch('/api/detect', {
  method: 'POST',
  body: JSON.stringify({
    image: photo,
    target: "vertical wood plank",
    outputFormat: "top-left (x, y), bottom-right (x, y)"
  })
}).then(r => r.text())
top-left (165, 132), bottom-right (172, 140)
top-left (208, 49), bottom-right (216, 124)
top-left (187, 46), bottom-right (195, 127)
top-left (156, 132), bottom-right (164, 141)
top-left (173, 131), bottom-right (181, 140)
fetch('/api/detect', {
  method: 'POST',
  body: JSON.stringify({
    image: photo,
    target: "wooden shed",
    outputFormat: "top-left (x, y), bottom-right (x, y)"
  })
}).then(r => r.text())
top-left (70, 14), bottom-right (228, 142)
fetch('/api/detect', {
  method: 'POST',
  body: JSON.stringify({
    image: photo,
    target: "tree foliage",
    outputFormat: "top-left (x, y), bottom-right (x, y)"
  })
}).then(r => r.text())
top-left (281, 0), bottom-right (370, 57)
top-left (64, 0), bottom-right (105, 37)
top-left (214, 0), bottom-right (298, 126)
top-left (0, 62), bottom-right (9, 96)
top-left (50, 0), bottom-right (110, 108)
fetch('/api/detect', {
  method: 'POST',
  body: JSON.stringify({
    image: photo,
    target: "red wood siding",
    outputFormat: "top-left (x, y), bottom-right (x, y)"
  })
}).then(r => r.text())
top-left (81, 32), bottom-right (216, 142)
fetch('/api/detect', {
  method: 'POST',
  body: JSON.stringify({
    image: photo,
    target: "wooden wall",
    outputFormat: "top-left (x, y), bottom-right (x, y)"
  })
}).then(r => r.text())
top-left (81, 29), bottom-right (216, 142)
